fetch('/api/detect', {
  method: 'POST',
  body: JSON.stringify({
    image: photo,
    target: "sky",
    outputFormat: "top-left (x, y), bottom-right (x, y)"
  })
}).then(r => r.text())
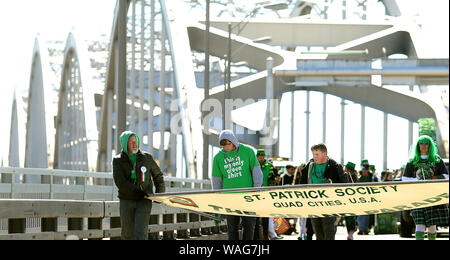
top-left (0, 0), bottom-right (448, 173)
top-left (0, 0), bottom-right (116, 166)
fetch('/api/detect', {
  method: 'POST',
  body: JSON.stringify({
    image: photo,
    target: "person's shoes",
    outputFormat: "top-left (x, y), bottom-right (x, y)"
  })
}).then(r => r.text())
top-left (347, 234), bottom-right (354, 240)
top-left (298, 235), bottom-right (307, 240)
top-left (270, 235), bottom-right (283, 240)
top-left (428, 232), bottom-right (437, 240)
top-left (415, 231), bottom-right (425, 240)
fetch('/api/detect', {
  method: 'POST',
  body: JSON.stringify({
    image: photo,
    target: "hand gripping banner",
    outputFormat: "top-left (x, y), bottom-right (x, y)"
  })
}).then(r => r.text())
top-left (148, 180), bottom-right (449, 218)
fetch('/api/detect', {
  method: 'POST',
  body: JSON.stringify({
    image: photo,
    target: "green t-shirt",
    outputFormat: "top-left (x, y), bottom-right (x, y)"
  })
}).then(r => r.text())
top-left (310, 162), bottom-right (327, 184)
top-left (212, 144), bottom-right (259, 189)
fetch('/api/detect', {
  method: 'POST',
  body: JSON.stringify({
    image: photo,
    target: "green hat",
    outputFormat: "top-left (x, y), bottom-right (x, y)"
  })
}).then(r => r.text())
top-left (345, 162), bottom-right (356, 170)
top-left (256, 149), bottom-right (265, 157)
top-left (361, 159), bottom-right (369, 165)
top-left (369, 165), bottom-right (375, 170)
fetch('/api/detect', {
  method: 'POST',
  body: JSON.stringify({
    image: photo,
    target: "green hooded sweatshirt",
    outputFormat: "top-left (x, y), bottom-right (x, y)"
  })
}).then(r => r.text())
top-left (120, 131), bottom-right (140, 180)
top-left (113, 131), bottom-right (165, 200)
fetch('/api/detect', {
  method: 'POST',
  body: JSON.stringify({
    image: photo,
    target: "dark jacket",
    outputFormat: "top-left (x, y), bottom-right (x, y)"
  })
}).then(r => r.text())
top-left (300, 158), bottom-right (348, 184)
top-left (113, 150), bottom-right (165, 200)
top-left (403, 157), bottom-right (448, 180)
top-left (281, 173), bottom-right (295, 186)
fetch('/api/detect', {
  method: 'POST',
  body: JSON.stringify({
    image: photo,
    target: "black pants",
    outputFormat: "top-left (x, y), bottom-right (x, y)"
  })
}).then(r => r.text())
top-left (306, 218), bottom-right (314, 240)
top-left (119, 199), bottom-right (152, 240)
top-left (226, 215), bottom-right (256, 240)
top-left (311, 217), bottom-right (336, 240)
top-left (253, 217), bottom-right (269, 240)
top-left (345, 216), bottom-right (357, 233)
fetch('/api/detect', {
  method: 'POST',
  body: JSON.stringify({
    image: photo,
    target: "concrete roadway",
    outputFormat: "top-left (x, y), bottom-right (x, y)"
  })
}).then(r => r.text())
top-left (282, 225), bottom-right (449, 240)
top-left (184, 225), bottom-right (448, 240)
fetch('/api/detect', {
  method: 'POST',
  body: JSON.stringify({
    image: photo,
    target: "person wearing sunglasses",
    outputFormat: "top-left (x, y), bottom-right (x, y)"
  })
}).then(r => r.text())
top-left (402, 135), bottom-right (449, 240)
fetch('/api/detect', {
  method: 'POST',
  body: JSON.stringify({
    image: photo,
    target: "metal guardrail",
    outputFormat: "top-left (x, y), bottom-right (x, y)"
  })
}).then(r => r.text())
top-left (0, 167), bottom-right (211, 200)
top-left (0, 199), bottom-right (226, 240)
top-left (0, 167), bottom-right (225, 240)
top-left (0, 167), bottom-right (212, 200)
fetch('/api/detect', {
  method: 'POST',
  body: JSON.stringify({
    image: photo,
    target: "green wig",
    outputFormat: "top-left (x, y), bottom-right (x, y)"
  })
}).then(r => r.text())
top-left (409, 135), bottom-right (440, 166)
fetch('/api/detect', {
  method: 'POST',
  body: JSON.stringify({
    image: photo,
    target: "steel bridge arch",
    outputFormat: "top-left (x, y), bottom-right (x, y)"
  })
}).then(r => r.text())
top-left (53, 32), bottom-right (99, 171)
top-left (95, 0), bottom-right (448, 176)
top-left (9, 91), bottom-right (20, 170)
top-left (96, 0), bottom-right (199, 177)
top-left (24, 37), bottom-right (55, 175)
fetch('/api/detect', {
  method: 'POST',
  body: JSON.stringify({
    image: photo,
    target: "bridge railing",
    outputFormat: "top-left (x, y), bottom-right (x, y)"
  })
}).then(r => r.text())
top-left (0, 167), bottom-right (212, 200)
top-left (0, 167), bottom-right (224, 240)
top-left (0, 199), bottom-right (226, 240)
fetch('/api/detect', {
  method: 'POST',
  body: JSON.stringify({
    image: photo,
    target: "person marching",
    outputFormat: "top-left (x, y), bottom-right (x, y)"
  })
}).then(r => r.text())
top-left (254, 149), bottom-right (282, 240)
top-left (293, 163), bottom-right (314, 240)
top-left (256, 149), bottom-right (274, 188)
top-left (212, 130), bottom-right (263, 240)
top-left (357, 159), bottom-right (377, 235)
top-left (280, 164), bottom-right (299, 235)
top-left (358, 159), bottom-right (377, 182)
top-left (113, 131), bottom-right (165, 240)
top-left (300, 143), bottom-right (348, 240)
top-left (343, 161), bottom-right (358, 240)
top-left (402, 135), bottom-right (449, 240)
top-left (263, 155), bottom-right (283, 239)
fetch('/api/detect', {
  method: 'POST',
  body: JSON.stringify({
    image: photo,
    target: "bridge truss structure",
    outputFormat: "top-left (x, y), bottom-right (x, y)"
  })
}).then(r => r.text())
top-left (9, 0), bottom-right (449, 180)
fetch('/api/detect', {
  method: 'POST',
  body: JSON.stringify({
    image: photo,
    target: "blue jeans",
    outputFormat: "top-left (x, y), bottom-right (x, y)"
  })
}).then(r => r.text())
top-left (226, 215), bottom-right (256, 240)
top-left (357, 215), bottom-right (370, 233)
top-left (120, 199), bottom-right (152, 240)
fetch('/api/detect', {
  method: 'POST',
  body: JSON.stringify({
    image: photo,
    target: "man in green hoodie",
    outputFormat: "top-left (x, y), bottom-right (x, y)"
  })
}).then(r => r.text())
top-left (113, 131), bottom-right (165, 240)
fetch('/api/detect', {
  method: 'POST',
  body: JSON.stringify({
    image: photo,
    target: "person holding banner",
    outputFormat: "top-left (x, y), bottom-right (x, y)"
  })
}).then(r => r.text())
top-left (300, 143), bottom-right (348, 240)
top-left (113, 131), bottom-right (166, 240)
top-left (212, 130), bottom-right (263, 240)
top-left (402, 135), bottom-right (449, 240)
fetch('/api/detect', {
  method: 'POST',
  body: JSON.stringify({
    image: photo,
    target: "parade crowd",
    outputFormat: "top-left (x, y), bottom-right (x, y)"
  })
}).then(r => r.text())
top-left (210, 130), bottom-right (449, 241)
top-left (113, 130), bottom-right (448, 240)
